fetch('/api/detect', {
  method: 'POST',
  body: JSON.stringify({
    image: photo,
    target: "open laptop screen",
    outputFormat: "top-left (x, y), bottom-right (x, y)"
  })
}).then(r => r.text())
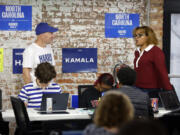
top-left (41, 93), bottom-right (69, 111)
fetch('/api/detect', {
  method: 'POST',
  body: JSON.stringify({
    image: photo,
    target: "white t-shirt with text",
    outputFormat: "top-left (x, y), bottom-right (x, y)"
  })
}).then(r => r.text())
top-left (23, 43), bottom-right (55, 82)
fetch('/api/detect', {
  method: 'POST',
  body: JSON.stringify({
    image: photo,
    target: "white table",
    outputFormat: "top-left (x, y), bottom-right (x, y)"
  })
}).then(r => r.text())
top-left (2, 108), bottom-right (93, 122)
top-left (2, 107), bottom-right (172, 122)
top-left (153, 108), bottom-right (172, 118)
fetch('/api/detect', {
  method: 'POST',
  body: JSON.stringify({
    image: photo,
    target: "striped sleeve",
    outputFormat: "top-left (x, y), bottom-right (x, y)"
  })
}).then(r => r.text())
top-left (18, 86), bottom-right (28, 102)
top-left (45, 83), bottom-right (62, 93)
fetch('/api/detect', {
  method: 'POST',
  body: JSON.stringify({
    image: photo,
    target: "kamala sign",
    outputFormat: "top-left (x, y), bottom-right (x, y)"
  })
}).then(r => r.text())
top-left (62, 48), bottom-right (97, 73)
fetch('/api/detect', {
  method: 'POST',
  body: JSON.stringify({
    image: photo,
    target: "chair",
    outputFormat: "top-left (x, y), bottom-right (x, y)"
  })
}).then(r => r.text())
top-left (158, 85), bottom-right (180, 110)
top-left (78, 85), bottom-right (93, 108)
top-left (10, 96), bottom-right (43, 135)
top-left (172, 85), bottom-right (180, 105)
top-left (0, 89), bottom-right (9, 135)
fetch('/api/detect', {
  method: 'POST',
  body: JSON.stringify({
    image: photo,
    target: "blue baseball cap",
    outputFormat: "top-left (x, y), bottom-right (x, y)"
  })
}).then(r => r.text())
top-left (35, 22), bottom-right (58, 35)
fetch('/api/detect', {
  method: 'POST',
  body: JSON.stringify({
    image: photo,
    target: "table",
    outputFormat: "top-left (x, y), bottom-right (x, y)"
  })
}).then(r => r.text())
top-left (2, 108), bottom-right (93, 134)
top-left (3, 107), bottom-right (171, 122)
top-left (2, 108), bottom-right (93, 122)
top-left (153, 108), bottom-right (172, 118)
top-left (2, 107), bottom-right (175, 134)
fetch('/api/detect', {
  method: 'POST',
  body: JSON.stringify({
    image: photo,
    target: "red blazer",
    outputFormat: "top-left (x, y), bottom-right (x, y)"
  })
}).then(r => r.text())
top-left (134, 45), bottom-right (173, 90)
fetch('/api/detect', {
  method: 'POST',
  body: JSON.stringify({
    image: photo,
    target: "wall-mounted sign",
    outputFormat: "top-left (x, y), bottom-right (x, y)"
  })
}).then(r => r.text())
top-left (105, 13), bottom-right (139, 38)
top-left (0, 5), bottom-right (32, 31)
top-left (0, 48), bottom-right (3, 72)
top-left (62, 48), bottom-right (97, 73)
top-left (13, 48), bottom-right (24, 74)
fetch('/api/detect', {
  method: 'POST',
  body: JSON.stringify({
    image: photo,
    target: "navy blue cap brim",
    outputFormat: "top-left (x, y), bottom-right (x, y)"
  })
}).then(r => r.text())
top-left (47, 26), bottom-right (58, 33)
top-left (36, 25), bottom-right (58, 35)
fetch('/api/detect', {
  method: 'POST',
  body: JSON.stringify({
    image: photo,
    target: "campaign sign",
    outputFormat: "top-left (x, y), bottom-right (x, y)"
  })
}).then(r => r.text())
top-left (105, 13), bottom-right (139, 38)
top-left (62, 48), bottom-right (97, 73)
top-left (13, 48), bottom-right (24, 74)
top-left (71, 95), bottom-right (78, 108)
top-left (0, 5), bottom-right (32, 31)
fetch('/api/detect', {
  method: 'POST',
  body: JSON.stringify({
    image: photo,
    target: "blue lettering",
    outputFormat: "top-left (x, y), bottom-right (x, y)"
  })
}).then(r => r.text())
top-left (39, 54), bottom-right (52, 63)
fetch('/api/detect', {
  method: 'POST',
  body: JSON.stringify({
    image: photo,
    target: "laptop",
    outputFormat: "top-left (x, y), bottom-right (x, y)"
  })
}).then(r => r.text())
top-left (39, 93), bottom-right (69, 114)
top-left (159, 90), bottom-right (180, 110)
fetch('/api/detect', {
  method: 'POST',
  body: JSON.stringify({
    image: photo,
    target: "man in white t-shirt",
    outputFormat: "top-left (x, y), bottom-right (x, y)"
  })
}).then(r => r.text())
top-left (23, 22), bottom-right (58, 84)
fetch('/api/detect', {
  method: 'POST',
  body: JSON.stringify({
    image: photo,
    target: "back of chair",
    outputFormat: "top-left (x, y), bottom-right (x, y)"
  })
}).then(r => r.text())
top-left (172, 85), bottom-right (180, 104)
top-left (0, 89), bottom-right (2, 121)
top-left (10, 96), bottom-right (30, 129)
top-left (0, 89), bottom-right (2, 110)
top-left (0, 89), bottom-right (9, 135)
top-left (78, 85), bottom-right (93, 108)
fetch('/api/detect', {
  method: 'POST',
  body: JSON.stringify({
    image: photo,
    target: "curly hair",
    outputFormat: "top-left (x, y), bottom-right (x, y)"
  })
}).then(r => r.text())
top-left (133, 26), bottom-right (158, 46)
top-left (35, 62), bottom-right (56, 83)
top-left (94, 91), bottom-right (134, 128)
top-left (94, 73), bottom-right (114, 87)
top-left (117, 66), bottom-right (136, 85)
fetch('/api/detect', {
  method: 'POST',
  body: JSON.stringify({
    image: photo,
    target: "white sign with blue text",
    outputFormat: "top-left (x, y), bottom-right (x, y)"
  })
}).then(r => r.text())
top-left (13, 48), bottom-right (24, 74)
top-left (62, 48), bottom-right (97, 73)
top-left (105, 13), bottom-right (139, 38)
top-left (0, 5), bottom-right (32, 31)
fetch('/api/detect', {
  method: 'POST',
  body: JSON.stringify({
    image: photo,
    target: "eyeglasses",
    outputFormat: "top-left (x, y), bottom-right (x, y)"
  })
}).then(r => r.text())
top-left (133, 33), bottom-right (146, 38)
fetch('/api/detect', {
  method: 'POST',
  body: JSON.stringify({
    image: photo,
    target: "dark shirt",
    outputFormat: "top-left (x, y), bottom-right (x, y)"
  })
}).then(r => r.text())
top-left (114, 85), bottom-right (153, 118)
top-left (81, 86), bottom-right (101, 108)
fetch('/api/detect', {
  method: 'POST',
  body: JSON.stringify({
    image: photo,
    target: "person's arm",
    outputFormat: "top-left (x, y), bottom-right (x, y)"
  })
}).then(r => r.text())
top-left (147, 95), bottom-right (154, 117)
top-left (22, 46), bottom-right (34, 84)
top-left (23, 68), bottom-right (32, 84)
top-left (58, 84), bottom-right (62, 93)
top-left (154, 47), bottom-right (173, 90)
top-left (18, 86), bottom-right (28, 107)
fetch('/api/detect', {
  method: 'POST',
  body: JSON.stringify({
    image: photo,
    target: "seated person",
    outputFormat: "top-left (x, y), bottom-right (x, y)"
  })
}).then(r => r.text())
top-left (81, 73), bottom-right (114, 108)
top-left (83, 91), bottom-right (134, 135)
top-left (19, 62), bottom-right (62, 108)
top-left (115, 66), bottom-right (153, 118)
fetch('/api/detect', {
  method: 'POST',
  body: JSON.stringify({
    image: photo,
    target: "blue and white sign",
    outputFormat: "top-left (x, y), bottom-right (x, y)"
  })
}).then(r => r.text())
top-left (0, 5), bottom-right (32, 31)
top-left (13, 48), bottom-right (24, 74)
top-left (62, 48), bottom-right (97, 73)
top-left (105, 13), bottom-right (139, 38)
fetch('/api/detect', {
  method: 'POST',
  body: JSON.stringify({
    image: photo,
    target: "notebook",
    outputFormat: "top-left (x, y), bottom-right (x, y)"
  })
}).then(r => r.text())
top-left (39, 93), bottom-right (69, 114)
top-left (159, 91), bottom-right (180, 110)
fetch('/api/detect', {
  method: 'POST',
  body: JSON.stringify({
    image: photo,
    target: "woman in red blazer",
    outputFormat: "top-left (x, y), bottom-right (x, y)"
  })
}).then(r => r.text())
top-left (133, 26), bottom-right (173, 99)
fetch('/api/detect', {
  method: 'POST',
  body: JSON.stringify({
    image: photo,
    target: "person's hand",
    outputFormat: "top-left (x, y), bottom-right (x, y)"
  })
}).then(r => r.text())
top-left (24, 101), bottom-right (28, 107)
top-left (91, 99), bottom-right (100, 107)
